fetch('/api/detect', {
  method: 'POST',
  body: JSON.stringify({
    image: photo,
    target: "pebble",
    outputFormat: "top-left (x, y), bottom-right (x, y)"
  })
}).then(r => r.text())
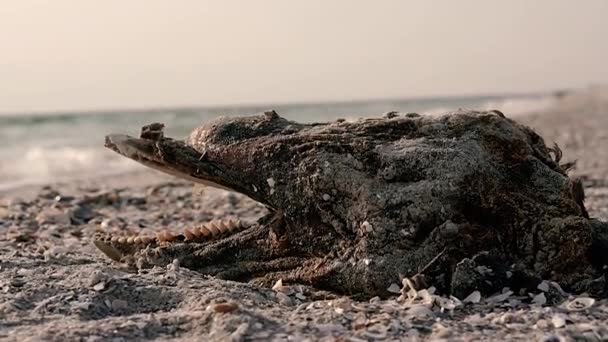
top-left (0, 207), bottom-right (12, 219)
top-left (386, 283), bottom-right (401, 294)
top-left (92, 282), bottom-right (106, 292)
top-left (532, 293), bottom-right (547, 305)
top-left (537, 281), bottom-right (550, 292)
top-left (463, 291), bottom-right (481, 303)
top-left (551, 314), bottom-right (567, 328)
top-left (36, 208), bottom-right (71, 225)
top-left (407, 304), bottom-right (434, 318)
top-left (111, 299), bottom-right (128, 311)
top-left (276, 292), bottom-right (293, 306)
top-left (211, 302), bottom-right (239, 313)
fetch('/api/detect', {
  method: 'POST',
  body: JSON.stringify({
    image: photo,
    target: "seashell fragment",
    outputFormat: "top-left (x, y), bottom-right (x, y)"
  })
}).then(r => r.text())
top-left (566, 297), bottom-right (595, 311)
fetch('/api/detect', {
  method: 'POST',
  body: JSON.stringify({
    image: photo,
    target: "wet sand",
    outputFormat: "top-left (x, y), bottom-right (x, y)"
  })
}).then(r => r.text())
top-left (1, 87), bottom-right (608, 341)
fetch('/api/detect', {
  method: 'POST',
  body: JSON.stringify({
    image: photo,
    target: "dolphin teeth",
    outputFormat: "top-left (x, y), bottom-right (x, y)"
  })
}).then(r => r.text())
top-left (118, 237), bottom-right (127, 244)
top-left (192, 227), bottom-right (203, 238)
top-left (127, 236), bottom-right (135, 244)
top-left (157, 231), bottom-right (174, 242)
top-left (183, 228), bottom-right (195, 241)
top-left (199, 225), bottom-right (212, 237)
top-left (206, 223), bottom-right (221, 236)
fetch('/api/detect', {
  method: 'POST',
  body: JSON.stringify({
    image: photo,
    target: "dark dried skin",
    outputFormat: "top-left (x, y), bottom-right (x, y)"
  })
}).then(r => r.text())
top-left (100, 110), bottom-right (608, 298)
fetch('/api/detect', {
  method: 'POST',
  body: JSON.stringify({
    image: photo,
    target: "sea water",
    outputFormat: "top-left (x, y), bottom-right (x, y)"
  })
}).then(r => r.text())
top-left (0, 94), bottom-right (555, 190)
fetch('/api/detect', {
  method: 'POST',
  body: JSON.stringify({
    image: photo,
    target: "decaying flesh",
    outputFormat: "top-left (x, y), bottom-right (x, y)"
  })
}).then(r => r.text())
top-left (96, 110), bottom-right (608, 298)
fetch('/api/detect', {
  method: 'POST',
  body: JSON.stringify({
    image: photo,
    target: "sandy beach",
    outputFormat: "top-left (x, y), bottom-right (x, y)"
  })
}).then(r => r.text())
top-left (1, 87), bottom-right (608, 341)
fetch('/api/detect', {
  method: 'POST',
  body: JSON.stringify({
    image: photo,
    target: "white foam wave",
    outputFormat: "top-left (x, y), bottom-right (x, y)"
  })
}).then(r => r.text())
top-left (0, 146), bottom-right (140, 190)
top-left (423, 95), bottom-right (556, 117)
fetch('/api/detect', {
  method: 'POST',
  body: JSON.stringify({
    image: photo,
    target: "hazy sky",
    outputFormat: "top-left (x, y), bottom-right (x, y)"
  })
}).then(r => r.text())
top-left (1, 1), bottom-right (607, 113)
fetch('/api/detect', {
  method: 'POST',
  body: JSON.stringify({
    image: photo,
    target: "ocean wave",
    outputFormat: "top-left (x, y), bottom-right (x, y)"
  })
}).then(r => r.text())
top-left (423, 95), bottom-right (555, 117)
top-left (0, 93), bottom-right (558, 190)
top-left (0, 146), bottom-right (140, 190)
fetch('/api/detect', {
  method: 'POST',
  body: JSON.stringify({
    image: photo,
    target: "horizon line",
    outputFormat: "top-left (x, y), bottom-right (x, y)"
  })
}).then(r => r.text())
top-left (0, 89), bottom-right (557, 118)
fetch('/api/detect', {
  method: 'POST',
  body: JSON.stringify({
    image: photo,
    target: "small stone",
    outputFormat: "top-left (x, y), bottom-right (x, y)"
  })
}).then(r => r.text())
top-left (463, 291), bottom-right (481, 303)
top-left (485, 290), bottom-right (513, 303)
top-left (322, 194), bottom-right (331, 201)
top-left (551, 314), bottom-right (567, 328)
top-left (0, 207), bottom-right (11, 219)
top-left (111, 299), bottom-right (128, 311)
top-left (212, 302), bottom-right (239, 313)
top-left (93, 282), bottom-right (106, 292)
top-left (387, 283), bottom-right (401, 294)
top-left (275, 292), bottom-right (293, 306)
top-left (88, 270), bottom-right (107, 287)
top-left (407, 304), bottom-right (434, 318)
top-left (36, 208), bottom-right (71, 225)
top-left (537, 281), bottom-right (550, 292)
top-left (535, 319), bottom-right (549, 329)
top-left (532, 293), bottom-right (547, 305)
top-left (295, 293), bottom-right (307, 301)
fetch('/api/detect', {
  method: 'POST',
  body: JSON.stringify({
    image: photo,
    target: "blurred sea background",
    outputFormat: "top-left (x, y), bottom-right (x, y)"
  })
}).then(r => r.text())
top-left (0, 92), bottom-right (557, 190)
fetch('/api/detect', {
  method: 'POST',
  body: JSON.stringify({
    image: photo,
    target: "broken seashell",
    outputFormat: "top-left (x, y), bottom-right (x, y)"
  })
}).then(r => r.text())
top-left (566, 297), bottom-right (595, 311)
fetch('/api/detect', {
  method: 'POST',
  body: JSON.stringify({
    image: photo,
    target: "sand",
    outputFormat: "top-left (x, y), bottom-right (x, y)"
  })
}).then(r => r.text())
top-left (1, 87), bottom-right (608, 341)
